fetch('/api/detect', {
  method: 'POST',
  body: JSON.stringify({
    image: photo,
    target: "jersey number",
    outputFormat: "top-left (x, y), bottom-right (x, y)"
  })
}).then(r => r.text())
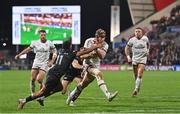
top-left (57, 55), bottom-right (63, 65)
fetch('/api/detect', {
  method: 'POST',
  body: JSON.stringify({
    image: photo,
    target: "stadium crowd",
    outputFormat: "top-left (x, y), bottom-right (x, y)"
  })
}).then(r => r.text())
top-left (101, 35), bottom-right (180, 66)
top-left (102, 5), bottom-right (180, 66)
top-left (0, 5), bottom-right (180, 70)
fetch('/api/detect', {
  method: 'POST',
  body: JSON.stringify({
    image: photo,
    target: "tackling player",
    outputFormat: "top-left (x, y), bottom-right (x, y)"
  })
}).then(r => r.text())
top-left (61, 48), bottom-right (84, 95)
top-left (17, 40), bottom-right (103, 109)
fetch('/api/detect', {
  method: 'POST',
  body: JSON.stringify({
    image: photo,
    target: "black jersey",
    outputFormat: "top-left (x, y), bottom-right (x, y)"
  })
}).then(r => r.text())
top-left (67, 56), bottom-right (83, 76)
top-left (48, 49), bottom-right (77, 78)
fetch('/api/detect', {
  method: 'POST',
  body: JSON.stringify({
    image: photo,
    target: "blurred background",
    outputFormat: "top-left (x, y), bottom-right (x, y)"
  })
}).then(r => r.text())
top-left (0, 0), bottom-right (180, 71)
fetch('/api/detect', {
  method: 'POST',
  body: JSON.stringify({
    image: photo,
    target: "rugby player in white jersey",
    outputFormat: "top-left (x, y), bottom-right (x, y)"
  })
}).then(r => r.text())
top-left (125, 27), bottom-right (150, 97)
top-left (15, 30), bottom-right (57, 105)
top-left (66, 28), bottom-right (118, 106)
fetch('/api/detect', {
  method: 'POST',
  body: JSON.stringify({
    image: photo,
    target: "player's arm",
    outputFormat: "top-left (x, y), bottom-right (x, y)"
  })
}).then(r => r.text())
top-left (146, 38), bottom-right (150, 55)
top-left (125, 45), bottom-right (132, 62)
top-left (94, 37), bottom-right (107, 59)
top-left (72, 59), bottom-right (83, 69)
top-left (48, 47), bottom-right (57, 67)
top-left (95, 48), bottom-right (106, 59)
top-left (80, 39), bottom-right (96, 59)
top-left (80, 51), bottom-right (96, 59)
top-left (76, 43), bottom-right (102, 57)
top-left (15, 47), bottom-right (32, 59)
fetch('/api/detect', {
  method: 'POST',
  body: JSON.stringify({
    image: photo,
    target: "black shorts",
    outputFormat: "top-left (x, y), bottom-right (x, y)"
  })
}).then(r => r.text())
top-left (44, 74), bottom-right (62, 95)
top-left (63, 73), bottom-right (82, 82)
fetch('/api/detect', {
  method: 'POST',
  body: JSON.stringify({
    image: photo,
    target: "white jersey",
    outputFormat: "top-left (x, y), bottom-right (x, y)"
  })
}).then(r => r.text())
top-left (83, 38), bottom-right (109, 68)
top-left (30, 40), bottom-right (56, 65)
top-left (127, 35), bottom-right (149, 64)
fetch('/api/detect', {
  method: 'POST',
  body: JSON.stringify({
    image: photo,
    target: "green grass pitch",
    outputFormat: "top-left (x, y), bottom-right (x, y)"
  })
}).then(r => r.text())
top-left (0, 70), bottom-right (180, 113)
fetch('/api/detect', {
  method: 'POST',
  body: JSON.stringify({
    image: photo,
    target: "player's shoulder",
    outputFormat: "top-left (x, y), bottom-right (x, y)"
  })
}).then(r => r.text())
top-left (128, 37), bottom-right (136, 42)
top-left (46, 40), bottom-right (53, 44)
top-left (31, 40), bottom-right (40, 45)
top-left (103, 41), bottom-right (109, 47)
top-left (69, 50), bottom-right (77, 58)
top-left (142, 35), bottom-right (148, 39)
top-left (141, 35), bottom-right (149, 41)
top-left (130, 36), bottom-right (136, 40)
top-left (32, 39), bottom-right (40, 43)
top-left (69, 50), bottom-right (77, 55)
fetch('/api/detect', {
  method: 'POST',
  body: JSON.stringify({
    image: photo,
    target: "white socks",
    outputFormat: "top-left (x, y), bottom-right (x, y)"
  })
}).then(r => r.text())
top-left (97, 79), bottom-right (110, 98)
top-left (135, 77), bottom-right (142, 92)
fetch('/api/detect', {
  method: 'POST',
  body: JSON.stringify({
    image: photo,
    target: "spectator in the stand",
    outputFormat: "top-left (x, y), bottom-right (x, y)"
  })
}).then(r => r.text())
top-left (4, 60), bottom-right (10, 67)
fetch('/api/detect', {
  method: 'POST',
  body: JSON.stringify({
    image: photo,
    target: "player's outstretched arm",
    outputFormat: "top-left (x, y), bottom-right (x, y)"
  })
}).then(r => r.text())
top-left (15, 47), bottom-right (32, 59)
top-left (76, 43), bottom-right (102, 57)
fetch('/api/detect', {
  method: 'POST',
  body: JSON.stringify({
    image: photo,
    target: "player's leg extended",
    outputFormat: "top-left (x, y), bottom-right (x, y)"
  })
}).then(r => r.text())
top-left (36, 69), bottom-right (46, 90)
top-left (65, 76), bottom-right (82, 96)
top-left (66, 73), bottom-right (94, 105)
top-left (136, 64), bottom-right (145, 91)
top-left (74, 76), bottom-right (83, 85)
top-left (18, 82), bottom-right (60, 110)
top-left (18, 87), bottom-right (45, 109)
top-left (30, 69), bottom-right (38, 94)
top-left (61, 80), bottom-right (71, 95)
top-left (35, 69), bottom-right (46, 105)
top-left (18, 74), bottom-right (63, 109)
top-left (133, 65), bottom-right (138, 80)
top-left (61, 74), bottom-right (76, 95)
top-left (89, 67), bottom-right (118, 101)
top-left (132, 64), bottom-right (145, 97)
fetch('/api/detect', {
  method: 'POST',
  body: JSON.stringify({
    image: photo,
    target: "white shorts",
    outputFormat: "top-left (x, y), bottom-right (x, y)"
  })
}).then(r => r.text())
top-left (132, 57), bottom-right (147, 65)
top-left (32, 62), bottom-right (49, 72)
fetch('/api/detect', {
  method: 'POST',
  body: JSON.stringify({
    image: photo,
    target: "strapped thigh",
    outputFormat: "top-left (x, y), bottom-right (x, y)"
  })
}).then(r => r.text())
top-left (88, 65), bottom-right (101, 77)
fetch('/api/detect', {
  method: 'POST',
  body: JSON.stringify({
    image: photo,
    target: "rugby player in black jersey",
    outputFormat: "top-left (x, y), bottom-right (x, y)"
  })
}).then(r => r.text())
top-left (61, 48), bottom-right (85, 95)
top-left (17, 41), bottom-right (102, 109)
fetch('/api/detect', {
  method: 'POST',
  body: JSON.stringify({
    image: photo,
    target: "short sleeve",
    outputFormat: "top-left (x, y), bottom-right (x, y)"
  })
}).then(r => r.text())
top-left (127, 38), bottom-right (133, 47)
top-left (145, 36), bottom-right (149, 43)
top-left (102, 43), bottom-right (109, 52)
top-left (30, 41), bottom-right (35, 49)
top-left (49, 41), bottom-right (57, 53)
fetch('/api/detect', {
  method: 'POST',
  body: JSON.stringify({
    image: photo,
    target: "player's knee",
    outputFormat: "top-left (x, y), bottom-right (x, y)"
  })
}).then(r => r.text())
top-left (31, 78), bottom-right (36, 82)
top-left (41, 86), bottom-right (45, 92)
top-left (138, 71), bottom-right (143, 78)
top-left (61, 90), bottom-right (66, 95)
top-left (61, 87), bottom-right (67, 94)
top-left (61, 88), bottom-right (66, 94)
top-left (37, 79), bottom-right (43, 84)
top-left (138, 75), bottom-right (142, 79)
top-left (96, 71), bottom-right (103, 80)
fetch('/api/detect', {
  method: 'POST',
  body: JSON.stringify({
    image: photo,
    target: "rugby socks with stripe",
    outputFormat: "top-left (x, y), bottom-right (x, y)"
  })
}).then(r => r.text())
top-left (97, 79), bottom-right (110, 98)
top-left (135, 76), bottom-right (142, 92)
